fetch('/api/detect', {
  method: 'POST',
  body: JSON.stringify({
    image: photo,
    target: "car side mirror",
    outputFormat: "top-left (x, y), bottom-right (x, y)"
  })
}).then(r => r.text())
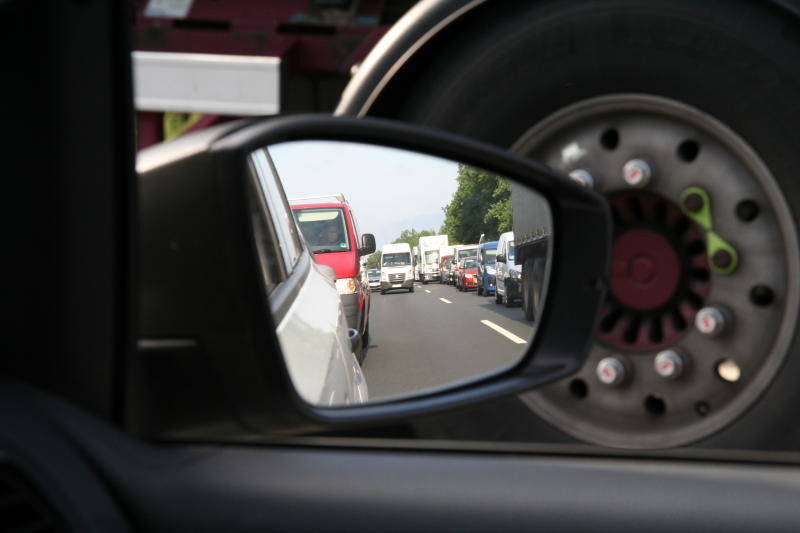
top-left (496, 254), bottom-right (506, 263)
top-left (134, 114), bottom-right (610, 438)
top-left (360, 233), bottom-right (376, 256)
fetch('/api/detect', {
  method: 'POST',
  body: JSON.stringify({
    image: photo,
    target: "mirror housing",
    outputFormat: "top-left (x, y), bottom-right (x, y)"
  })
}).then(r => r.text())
top-left (133, 114), bottom-right (610, 437)
top-left (360, 233), bottom-right (376, 256)
top-left (496, 254), bottom-right (506, 263)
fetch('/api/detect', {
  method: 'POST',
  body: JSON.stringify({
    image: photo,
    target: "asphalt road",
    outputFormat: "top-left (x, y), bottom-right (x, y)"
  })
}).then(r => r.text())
top-left (361, 280), bottom-right (534, 400)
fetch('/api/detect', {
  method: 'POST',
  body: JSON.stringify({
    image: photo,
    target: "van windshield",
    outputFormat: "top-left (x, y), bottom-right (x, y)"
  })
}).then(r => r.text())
top-left (382, 253), bottom-right (411, 267)
top-left (424, 250), bottom-right (439, 264)
top-left (481, 248), bottom-right (497, 264)
top-left (292, 207), bottom-right (351, 253)
top-left (458, 248), bottom-right (477, 260)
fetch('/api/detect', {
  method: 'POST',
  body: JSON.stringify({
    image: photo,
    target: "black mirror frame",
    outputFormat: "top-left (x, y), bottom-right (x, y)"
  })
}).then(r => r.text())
top-left (214, 114), bottom-right (611, 427)
top-left (136, 114), bottom-right (610, 436)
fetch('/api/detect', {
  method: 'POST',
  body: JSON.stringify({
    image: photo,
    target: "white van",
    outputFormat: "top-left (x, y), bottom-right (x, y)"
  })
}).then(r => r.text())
top-left (494, 231), bottom-right (521, 306)
top-left (380, 242), bottom-right (415, 293)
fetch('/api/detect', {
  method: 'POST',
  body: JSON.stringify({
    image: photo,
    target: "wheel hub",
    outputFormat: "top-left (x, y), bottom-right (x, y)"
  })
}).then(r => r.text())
top-left (512, 94), bottom-right (798, 448)
top-left (601, 192), bottom-right (709, 351)
top-left (612, 230), bottom-right (678, 308)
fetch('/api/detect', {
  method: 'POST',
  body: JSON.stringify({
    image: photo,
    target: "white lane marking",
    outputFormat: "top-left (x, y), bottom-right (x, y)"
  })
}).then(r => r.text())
top-left (425, 290), bottom-right (431, 293)
top-left (439, 298), bottom-right (452, 304)
top-left (481, 320), bottom-right (528, 344)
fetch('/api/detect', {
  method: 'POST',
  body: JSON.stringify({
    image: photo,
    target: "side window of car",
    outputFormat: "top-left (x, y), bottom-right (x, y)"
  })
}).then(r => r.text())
top-left (249, 148), bottom-right (303, 273)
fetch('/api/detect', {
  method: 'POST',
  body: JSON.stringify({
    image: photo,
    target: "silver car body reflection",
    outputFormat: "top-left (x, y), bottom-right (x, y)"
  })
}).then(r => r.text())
top-left (276, 253), bottom-right (368, 406)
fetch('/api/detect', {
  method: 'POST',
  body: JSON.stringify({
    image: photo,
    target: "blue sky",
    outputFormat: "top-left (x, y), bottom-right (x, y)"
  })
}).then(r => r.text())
top-left (269, 140), bottom-right (460, 248)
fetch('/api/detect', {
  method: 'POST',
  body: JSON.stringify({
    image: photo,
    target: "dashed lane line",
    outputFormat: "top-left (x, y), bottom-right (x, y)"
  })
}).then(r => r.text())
top-left (439, 298), bottom-right (452, 304)
top-left (425, 290), bottom-right (431, 293)
top-left (480, 319), bottom-right (528, 344)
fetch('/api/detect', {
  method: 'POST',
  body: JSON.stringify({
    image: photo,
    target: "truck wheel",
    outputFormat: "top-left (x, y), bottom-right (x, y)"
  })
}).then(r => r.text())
top-left (383, 0), bottom-right (800, 449)
top-left (409, 285), bottom-right (415, 293)
top-left (504, 290), bottom-right (514, 308)
top-left (361, 323), bottom-right (370, 352)
top-left (477, 284), bottom-right (483, 296)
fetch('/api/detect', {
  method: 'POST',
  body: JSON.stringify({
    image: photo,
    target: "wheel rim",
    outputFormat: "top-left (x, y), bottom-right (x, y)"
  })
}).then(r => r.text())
top-left (513, 94), bottom-right (800, 448)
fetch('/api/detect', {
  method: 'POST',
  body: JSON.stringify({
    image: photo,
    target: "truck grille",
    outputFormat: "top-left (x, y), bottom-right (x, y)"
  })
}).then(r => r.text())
top-left (389, 273), bottom-right (405, 283)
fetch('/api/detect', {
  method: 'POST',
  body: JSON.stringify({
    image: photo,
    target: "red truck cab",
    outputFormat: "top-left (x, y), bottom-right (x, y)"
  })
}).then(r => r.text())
top-left (290, 194), bottom-right (375, 361)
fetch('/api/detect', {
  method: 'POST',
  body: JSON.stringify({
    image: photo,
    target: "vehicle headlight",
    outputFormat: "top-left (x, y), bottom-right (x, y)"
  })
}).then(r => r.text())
top-left (335, 277), bottom-right (359, 295)
top-left (486, 266), bottom-right (496, 275)
top-left (510, 269), bottom-right (521, 279)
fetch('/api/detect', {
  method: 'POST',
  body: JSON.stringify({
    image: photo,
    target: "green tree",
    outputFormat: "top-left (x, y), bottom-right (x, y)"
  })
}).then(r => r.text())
top-left (485, 179), bottom-right (512, 234)
top-left (365, 250), bottom-right (382, 269)
top-left (442, 164), bottom-right (511, 243)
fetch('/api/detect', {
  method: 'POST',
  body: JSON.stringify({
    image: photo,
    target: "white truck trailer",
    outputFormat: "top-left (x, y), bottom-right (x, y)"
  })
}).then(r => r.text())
top-left (511, 182), bottom-right (552, 322)
top-left (417, 235), bottom-right (449, 284)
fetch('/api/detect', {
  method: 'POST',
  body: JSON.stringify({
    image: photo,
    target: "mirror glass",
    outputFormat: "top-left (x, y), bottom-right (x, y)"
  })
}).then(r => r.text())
top-left (250, 140), bottom-right (553, 406)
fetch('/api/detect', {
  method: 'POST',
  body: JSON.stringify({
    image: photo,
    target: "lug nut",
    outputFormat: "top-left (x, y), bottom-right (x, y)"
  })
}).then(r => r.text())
top-left (716, 359), bottom-right (742, 383)
top-left (695, 306), bottom-right (729, 336)
top-left (683, 192), bottom-right (704, 213)
top-left (596, 357), bottom-right (627, 386)
top-left (623, 159), bottom-right (652, 188)
top-left (711, 249), bottom-right (733, 270)
top-left (568, 169), bottom-right (594, 188)
top-left (654, 349), bottom-right (686, 379)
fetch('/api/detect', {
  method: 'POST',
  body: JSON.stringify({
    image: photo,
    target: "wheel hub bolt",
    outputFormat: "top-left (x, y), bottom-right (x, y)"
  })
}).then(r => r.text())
top-left (716, 359), bottom-right (742, 383)
top-left (596, 357), bottom-right (627, 386)
top-left (683, 192), bottom-right (704, 213)
top-left (654, 349), bottom-right (686, 379)
top-left (568, 169), bottom-right (595, 188)
top-left (695, 306), bottom-right (729, 336)
top-left (623, 159), bottom-right (652, 188)
top-left (711, 249), bottom-right (733, 269)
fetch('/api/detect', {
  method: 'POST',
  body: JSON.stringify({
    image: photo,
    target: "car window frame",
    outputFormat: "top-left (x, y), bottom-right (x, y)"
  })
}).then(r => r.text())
top-left (250, 148), bottom-right (304, 273)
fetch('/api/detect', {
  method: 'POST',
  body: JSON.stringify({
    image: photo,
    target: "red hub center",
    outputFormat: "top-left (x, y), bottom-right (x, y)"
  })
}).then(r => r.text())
top-left (597, 192), bottom-right (711, 352)
top-left (611, 229), bottom-right (681, 311)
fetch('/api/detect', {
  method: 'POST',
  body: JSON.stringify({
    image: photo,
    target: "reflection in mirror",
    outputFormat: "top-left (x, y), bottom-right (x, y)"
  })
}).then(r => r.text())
top-left (258, 141), bottom-right (552, 407)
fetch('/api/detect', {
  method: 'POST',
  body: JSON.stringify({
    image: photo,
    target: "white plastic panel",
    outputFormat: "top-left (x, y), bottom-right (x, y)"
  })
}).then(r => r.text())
top-left (133, 51), bottom-right (281, 115)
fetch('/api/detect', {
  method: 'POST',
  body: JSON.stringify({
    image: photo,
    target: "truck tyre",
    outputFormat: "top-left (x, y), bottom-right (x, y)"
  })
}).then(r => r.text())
top-left (477, 283), bottom-right (483, 296)
top-left (361, 323), bottom-right (370, 353)
top-left (380, 0), bottom-right (800, 449)
top-left (409, 285), bottom-right (414, 293)
top-left (504, 289), bottom-right (514, 308)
